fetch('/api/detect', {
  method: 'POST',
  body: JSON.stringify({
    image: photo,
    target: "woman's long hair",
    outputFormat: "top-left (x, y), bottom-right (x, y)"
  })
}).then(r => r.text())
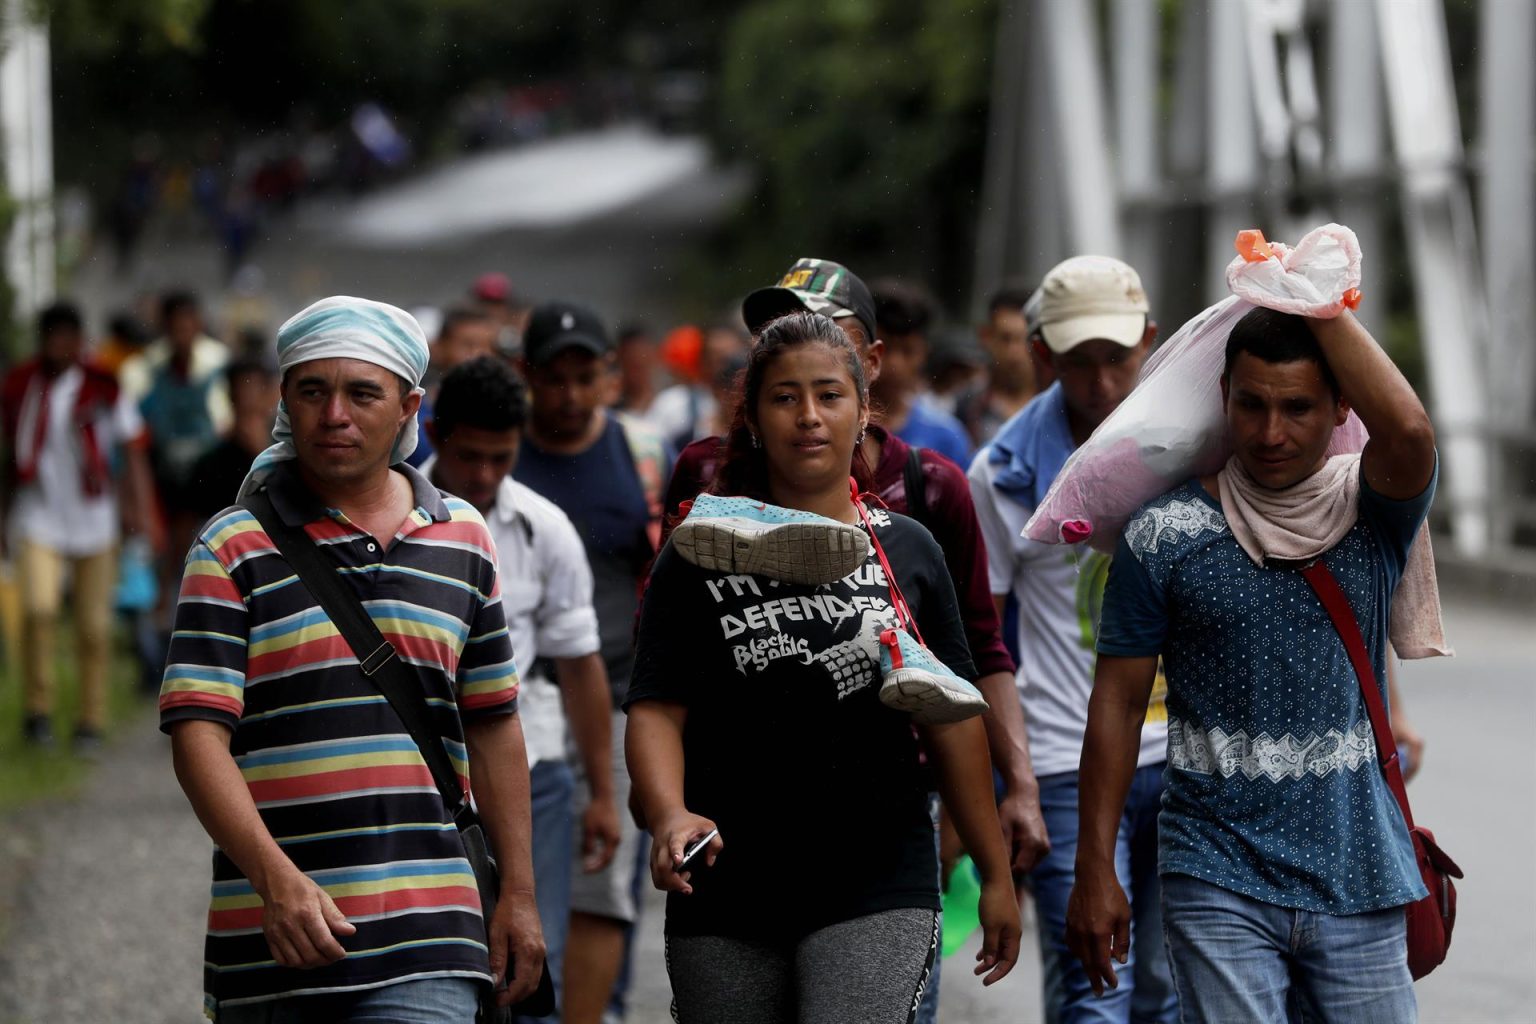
top-left (708, 311), bottom-right (875, 501)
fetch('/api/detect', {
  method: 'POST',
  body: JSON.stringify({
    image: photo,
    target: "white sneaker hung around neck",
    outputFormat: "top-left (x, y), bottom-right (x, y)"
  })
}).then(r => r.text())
top-left (849, 487), bottom-right (989, 725)
top-left (877, 625), bottom-right (989, 724)
top-left (671, 493), bottom-right (870, 584)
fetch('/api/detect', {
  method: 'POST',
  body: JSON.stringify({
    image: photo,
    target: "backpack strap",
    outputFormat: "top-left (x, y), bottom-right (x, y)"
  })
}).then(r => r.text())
top-left (903, 446), bottom-right (930, 525)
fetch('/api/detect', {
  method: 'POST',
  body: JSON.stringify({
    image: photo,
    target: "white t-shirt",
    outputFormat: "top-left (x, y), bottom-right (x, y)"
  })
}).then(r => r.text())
top-left (429, 464), bottom-right (601, 767)
top-left (644, 383), bottom-right (714, 447)
top-left (9, 365), bottom-right (144, 556)
top-left (968, 453), bottom-right (1167, 777)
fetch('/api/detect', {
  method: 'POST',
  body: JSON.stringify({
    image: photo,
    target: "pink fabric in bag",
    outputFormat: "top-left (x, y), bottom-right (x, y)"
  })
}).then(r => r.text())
top-left (1024, 225), bottom-right (1368, 552)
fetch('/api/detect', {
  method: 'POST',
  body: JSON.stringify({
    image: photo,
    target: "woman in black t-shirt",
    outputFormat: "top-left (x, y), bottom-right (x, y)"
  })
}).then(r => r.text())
top-left (626, 313), bottom-right (1019, 1023)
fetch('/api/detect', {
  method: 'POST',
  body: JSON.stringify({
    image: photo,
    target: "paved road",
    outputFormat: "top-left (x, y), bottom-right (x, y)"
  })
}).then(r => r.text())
top-left (0, 591), bottom-right (1529, 1023)
top-left (71, 123), bottom-right (749, 335)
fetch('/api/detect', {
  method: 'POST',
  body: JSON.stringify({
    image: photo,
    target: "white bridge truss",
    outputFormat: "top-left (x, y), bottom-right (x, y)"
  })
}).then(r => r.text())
top-left (975, 0), bottom-right (1536, 559)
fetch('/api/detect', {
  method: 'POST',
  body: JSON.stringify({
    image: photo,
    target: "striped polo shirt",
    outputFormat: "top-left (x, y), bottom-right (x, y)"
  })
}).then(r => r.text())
top-left (159, 462), bottom-right (519, 1015)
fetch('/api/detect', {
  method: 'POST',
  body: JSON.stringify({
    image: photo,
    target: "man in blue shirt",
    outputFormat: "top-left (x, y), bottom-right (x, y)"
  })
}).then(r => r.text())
top-left (1068, 307), bottom-right (1436, 1022)
top-left (869, 278), bottom-right (973, 468)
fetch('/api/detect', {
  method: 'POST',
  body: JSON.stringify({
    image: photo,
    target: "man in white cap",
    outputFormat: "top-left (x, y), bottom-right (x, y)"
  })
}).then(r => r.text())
top-left (968, 257), bottom-right (1177, 1023)
top-left (160, 297), bottom-right (544, 1022)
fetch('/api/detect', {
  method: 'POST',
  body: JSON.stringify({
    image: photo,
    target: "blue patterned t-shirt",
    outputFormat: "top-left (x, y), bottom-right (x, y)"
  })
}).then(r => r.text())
top-left (1097, 467), bottom-right (1436, 914)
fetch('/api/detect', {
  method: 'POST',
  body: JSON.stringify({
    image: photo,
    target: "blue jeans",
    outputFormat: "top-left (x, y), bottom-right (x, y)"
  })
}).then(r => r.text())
top-left (216, 976), bottom-right (479, 1023)
top-left (1030, 765), bottom-right (1176, 1024)
top-left (517, 758), bottom-right (576, 1024)
top-left (1160, 874), bottom-right (1416, 1023)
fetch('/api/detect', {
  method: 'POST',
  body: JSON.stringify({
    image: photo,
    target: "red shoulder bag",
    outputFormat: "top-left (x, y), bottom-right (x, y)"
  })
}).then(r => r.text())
top-left (1300, 561), bottom-right (1463, 980)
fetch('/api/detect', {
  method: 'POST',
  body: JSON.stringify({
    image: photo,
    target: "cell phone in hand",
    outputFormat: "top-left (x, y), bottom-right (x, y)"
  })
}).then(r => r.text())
top-left (677, 828), bottom-right (719, 871)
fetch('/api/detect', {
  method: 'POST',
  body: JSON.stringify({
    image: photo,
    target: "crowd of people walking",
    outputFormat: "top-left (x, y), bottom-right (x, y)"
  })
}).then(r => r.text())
top-left (0, 243), bottom-right (1443, 1022)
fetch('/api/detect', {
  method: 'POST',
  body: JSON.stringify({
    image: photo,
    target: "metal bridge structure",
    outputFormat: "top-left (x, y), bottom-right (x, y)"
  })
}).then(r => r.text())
top-left (974, 0), bottom-right (1536, 561)
top-left (0, 0), bottom-right (53, 337)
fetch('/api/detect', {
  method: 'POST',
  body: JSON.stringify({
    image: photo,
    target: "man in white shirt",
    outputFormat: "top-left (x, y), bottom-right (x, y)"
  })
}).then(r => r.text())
top-left (423, 354), bottom-right (621, 1020)
top-left (968, 257), bottom-right (1174, 1024)
top-left (1, 301), bottom-right (155, 750)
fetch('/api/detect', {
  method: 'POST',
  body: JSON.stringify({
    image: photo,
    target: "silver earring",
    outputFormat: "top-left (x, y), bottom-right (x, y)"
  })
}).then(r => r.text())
top-left (856, 428), bottom-right (866, 445)
top-left (750, 433), bottom-right (761, 449)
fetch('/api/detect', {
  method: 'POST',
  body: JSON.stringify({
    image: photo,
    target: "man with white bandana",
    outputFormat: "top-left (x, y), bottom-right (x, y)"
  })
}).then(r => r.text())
top-left (161, 296), bottom-right (544, 1022)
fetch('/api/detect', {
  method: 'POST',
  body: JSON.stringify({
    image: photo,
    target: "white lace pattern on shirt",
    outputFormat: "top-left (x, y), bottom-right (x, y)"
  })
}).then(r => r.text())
top-left (1168, 716), bottom-right (1376, 782)
top-left (1126, 497), bottom-right (1227, 558)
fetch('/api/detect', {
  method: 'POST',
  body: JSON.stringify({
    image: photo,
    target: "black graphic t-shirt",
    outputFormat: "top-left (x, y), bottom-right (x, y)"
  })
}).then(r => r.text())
top-left (626, 507), bottom-right (976, 940)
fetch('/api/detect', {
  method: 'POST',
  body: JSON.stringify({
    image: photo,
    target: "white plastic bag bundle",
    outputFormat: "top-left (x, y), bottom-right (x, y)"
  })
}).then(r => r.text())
top-left (1024, 224), bottom-right (1369, 551)
top-left (1225, 225), bottom-right (1362, 318)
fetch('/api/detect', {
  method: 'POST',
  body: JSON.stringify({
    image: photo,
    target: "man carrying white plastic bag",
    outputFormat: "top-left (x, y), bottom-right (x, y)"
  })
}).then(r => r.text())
top-left (1025, 226), bottom-right (1371, 552)
top-left (1065, 227), bottom-right (1448, 1022)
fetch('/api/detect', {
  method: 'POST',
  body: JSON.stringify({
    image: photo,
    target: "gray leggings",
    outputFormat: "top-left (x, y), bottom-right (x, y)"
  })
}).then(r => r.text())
top-left (665, 907), bottom-right (939, 1024)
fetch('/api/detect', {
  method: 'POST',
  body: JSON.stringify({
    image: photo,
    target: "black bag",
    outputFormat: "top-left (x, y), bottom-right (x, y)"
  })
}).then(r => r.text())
top-left (243, 490), bottom-right (556, 1020)
top-left (903, 447), bottom-right (931, 524)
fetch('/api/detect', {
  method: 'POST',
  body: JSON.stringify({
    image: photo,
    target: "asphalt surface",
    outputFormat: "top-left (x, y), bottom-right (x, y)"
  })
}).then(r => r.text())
top-left (0, 590), bottom-right (1529, 1023)
top-left (72, 123), bottom-right (749, 334)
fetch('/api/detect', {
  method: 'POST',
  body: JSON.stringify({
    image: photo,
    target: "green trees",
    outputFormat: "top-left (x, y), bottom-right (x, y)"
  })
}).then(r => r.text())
top-left (42, 0), bottom-right (1002, 311)
top-left (712, 0), bottom-right (998, 302)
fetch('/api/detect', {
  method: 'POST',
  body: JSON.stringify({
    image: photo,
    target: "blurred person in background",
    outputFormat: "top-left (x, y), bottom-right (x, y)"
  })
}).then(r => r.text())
top-left (108, 141), bottom-right (160, 271)
top-left (869, 278), bottom-right (973, 469)
top-left (424, 356), bottom-right (623, 1024)
top-left (646, 323), bottom-right (750, 452)
top-left (432, 308), bottom-right (500, 384)
top-left (409, 307), bottom-right (499, 468)
top-left (512, 301), bottom-right (670, 1024)
top-left (233, 326), bottom-right (272, 361)
top-left (968, 256), bottom-right (1174, 1024)
top-left (613, 323), bottom-right (659, 416)
top-left (666, 257), bottom-right (1048, 1024)
top-left (122, 291), bottom-right (232, 637)
top-left (222, 264), bottom-right (275, 344)
top-left (957, 283), bottom-right (1050, 449)
top-left (925, 325), bottom-right (987, 419)
top-left (92, 312), bottom-right (153, 378)
top-left (701, 337), bottom-right (748, 443)
top-left (474, 271), bottom-right (532, 355)
top-left (189, 358), bottom-right (280, 522)
top-left (1, 302), bottom-right (156, 750)
top-left (152, 357), bottom-right (280, 697)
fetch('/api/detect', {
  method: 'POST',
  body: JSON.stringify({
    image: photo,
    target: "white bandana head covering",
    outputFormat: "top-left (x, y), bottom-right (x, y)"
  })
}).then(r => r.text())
top-left (237, 296), bottom-right (430, 499)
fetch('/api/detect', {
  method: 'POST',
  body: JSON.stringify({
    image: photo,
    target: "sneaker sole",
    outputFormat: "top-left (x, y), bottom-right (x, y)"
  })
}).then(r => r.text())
top-left (672, 519), bottom-right (868, 584)
top-left (880, 672), bottom-right (989, 724)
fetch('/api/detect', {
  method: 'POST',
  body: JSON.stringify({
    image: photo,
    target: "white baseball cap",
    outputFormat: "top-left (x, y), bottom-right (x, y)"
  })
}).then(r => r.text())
top-left (1036, 255), bottom-right (1149, 354)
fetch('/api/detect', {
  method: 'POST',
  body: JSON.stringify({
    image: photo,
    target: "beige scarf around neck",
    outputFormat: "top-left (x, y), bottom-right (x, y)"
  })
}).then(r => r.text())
top-left (1216, 453), bottom-right (1451, 659)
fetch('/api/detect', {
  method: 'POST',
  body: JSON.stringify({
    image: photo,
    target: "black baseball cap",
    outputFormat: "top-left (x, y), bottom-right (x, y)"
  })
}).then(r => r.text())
top-left (741, 258), bottom-right (879, 347)
top-left (522, 301), bottom-right (611, 366)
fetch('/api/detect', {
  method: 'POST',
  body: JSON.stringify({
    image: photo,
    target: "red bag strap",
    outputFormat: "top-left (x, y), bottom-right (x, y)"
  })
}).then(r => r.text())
top-left (850, 477), bottom-right (923, 644)
top-left (1299, 561), bottom-right (1414, 829)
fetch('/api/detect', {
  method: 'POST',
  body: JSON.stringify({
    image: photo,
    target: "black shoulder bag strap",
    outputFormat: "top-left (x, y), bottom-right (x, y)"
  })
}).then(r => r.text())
top-left (241, 490), bottom-right (556, 1019)
top-left (242, 490), bottom-right (470, 824)
top-left (904, 446), bottom-right (930, 525)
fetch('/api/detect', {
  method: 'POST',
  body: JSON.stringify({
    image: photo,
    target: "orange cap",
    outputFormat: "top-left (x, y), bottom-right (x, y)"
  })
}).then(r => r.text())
top-left (1235, 229), bottom-right (1276, 264)
top-left (660, 324), bottom-right (704, 381)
